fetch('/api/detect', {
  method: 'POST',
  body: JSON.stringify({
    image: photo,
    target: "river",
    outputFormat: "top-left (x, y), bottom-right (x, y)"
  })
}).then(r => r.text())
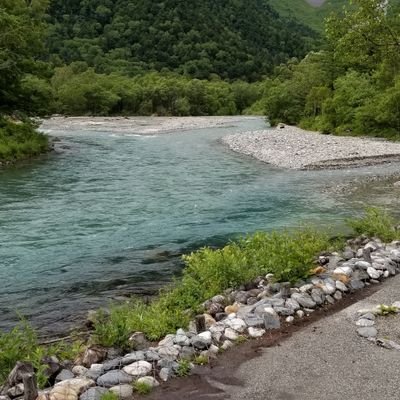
top-left (0, 116), bottom-right (399, 335)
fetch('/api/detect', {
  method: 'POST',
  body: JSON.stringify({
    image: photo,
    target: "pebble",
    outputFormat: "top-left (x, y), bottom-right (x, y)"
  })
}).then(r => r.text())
top-left (296, 310), bottom-right (305, 318)
top-left (248, 327), bottom-right (266, 338)
top-left (335, 281), bottom-right (348, 292)
top-left (224, 328), bottom-right (239, 341)
top-left (286, 316), bottom-right (294, 323)
top-left (357, 327), bottom-right (378, 338)
top-left (356, 318), bottom-right (375, 327)
top-left (333, 291), bottom-right (342, 301)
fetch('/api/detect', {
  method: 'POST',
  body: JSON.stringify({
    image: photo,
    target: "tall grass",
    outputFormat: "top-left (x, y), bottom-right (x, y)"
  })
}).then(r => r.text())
top-left (0, 117), bottom-right (48, 162)
top-left (93, 228), bottom-right (331, 345)
top-left (347, 207), bottom-right (399, 242)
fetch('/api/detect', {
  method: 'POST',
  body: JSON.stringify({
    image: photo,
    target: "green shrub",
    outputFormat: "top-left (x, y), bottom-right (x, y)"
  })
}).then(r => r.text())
top-left (193, 355), bottom-right (209, 365)
top-left (0, 117), bottom-right (48, 162)
top-left (133, 380), bottom-right (152, 395)
top-left (100, 392), bottom-right (119, 400)
top-left (93, 228), bottom-right (331, 346)
top-left (0, 320), bottom-right (79, 388)
top-left (347, 207), bottom-right (398, 242)
top-left (176, 359), bottom-right (191, 377)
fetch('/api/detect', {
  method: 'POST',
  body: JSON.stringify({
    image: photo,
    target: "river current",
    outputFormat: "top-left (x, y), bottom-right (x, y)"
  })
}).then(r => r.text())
top-left (0, 117), bottom-right (399, 334)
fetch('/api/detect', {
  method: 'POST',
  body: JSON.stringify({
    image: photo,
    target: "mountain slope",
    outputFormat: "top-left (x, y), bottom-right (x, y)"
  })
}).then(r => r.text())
top-left (268, 0), bottom-right (348, 31)
top-left (46, 0), bottom-right (318, 81)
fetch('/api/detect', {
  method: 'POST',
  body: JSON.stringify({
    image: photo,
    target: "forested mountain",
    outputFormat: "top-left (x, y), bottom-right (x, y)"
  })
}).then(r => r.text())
top-left (46, 0), bottom-right (318, 81)
top-left (268, 0), bottom-right (348, 31)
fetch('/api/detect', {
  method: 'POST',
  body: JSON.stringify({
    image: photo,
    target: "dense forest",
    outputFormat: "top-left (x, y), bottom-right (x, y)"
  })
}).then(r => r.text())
top-left (256, 0), bottom-right (400, 139)
top-left (46, 0), bottom-right (318, 80)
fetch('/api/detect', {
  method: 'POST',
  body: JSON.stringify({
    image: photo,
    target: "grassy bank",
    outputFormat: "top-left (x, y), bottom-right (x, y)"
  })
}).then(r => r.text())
top-left (0, 208), bottom-right (398, 385)
top-left (0, 117), bottom-right (49, 164)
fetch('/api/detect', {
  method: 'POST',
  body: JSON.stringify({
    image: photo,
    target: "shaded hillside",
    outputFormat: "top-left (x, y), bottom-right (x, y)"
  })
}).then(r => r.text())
top-left (46, 0), bottom-right (318, 81)
top-left (268, 0), bottom-right (348, 31)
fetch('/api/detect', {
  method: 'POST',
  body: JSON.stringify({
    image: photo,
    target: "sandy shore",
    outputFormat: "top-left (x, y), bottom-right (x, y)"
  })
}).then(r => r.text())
top-left (222, 125), bottom-right (400, 170)
top-left (40, 116), bottom-right (260, 134)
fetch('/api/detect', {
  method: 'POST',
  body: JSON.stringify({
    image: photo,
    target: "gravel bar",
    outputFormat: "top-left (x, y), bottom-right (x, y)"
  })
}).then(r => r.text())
top-left (222, 125), bottom-right (400, 170)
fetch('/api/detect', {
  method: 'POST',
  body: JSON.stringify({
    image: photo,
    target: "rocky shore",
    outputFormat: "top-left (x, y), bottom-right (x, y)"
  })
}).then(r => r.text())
top-left (40, 116), bottom-right (260, 135)
top-left (2, 234), bottom-right (400, 399)
top-left (222, 125), bottom-right (400, 170)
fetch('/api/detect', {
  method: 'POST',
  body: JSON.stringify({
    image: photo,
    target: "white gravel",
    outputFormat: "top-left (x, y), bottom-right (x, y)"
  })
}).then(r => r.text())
top-left (40, 116), bottom-right (259, 135)
top-left (222, 125), bottom-right (400, 170)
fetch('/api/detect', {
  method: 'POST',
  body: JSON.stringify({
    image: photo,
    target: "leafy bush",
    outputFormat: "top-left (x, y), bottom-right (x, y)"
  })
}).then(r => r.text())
top-left (93, 228), bottom-right (331, 345)
top-left (176, 359), bottom-right (191, 377)
top-left (0, 118), bottom-right (48, 162)
top-left (133, 380), bottom-right (152, 395)
top-left (347, 207), bottom-right (399, 242)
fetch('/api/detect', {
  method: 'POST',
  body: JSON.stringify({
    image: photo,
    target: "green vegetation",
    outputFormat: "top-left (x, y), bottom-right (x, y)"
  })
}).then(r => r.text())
top-left (51, 67), bottom-right (261, 116)
top-left (193, 355), bottom-right (209, 366)
top-left (377, 304), bottom-right (398, 315)
top-left (176, 359), bottom-right (192, 377)
top-left (0, 320), bottom-right (82, 388)
top-left (257, 0), bottom-right (400, 139)
top-left (46, 0), bottom-right (317, 81)
top-left (93, 228), bottom-right (331, 345)
top-left (269, 0), bottom-right (349, 32)
top-left (133, 380), bottom-right (152, 395)
top-left (0, 118), bottom-right (48, 163)
top-left (347, 207), bottom-right (399, 242)
top-left (99, 392), bottom-right (119, 400)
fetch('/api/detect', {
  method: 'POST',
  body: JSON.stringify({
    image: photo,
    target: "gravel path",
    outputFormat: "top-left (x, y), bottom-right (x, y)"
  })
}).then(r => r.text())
top-left (222, 125), bottom-right (400, 170)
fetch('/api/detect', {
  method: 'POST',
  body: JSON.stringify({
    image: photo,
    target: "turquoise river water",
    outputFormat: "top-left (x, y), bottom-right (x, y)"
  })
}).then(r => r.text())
top-left (0, 117), bottom-right (399, 334)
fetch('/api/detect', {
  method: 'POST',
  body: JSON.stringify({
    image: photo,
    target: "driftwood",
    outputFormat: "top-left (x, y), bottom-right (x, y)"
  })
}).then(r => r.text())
top-left (22, 373), bottom-right (38, 400)
top-left (0, 362), bottom-right (37, 398)
top-left (195, 314), bottom-right (206, 333)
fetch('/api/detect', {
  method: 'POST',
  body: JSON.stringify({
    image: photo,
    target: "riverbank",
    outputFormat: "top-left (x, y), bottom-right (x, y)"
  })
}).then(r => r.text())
top-left (1, 208), bottom-right (399, 398)
top-left (40, 116), bottom-right (260, 135)
top-left (222, 125), bottom-right (400, 170)
top-left (0, 118), bottom-right (50, 166)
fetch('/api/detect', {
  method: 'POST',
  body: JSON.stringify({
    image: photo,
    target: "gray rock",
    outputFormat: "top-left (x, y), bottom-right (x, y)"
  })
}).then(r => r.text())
top-left (102, 358), bottom-right (122, 371)
top-left (97, 371), bottom-right (133, 387)
top-left (158, 335), bottom-right (175, 347)
top-left (333, 291), bottom-right (342, 301)
top-left (248, 327), bottom-right (265, 338)
top-left (121, 351), bottom-right (145, 365)
top-left (235, 291), bottom-right (250, 304)
top-left (221, 340), bottom-right (234, 350)
top-left (296, 310), bottom-right (305, 318)
top-left (123, 360), bottom-right (152, 377)
top-left (356, 318), bottom-right (375, 327)
top-left (291, 293), bottom-right (316, 309)
top-left (246, 297), bottom-right (258, 305)
top-left (215, 312), bottom-right (228, 321)
top-left (174, 330), bottom-right (190, 346)
top-left (136, 376), bottom-right (160, 389)
top-left (85, 364), bottom-right (104, 380)
top-left (350, 279), bottom-right (365, 290)
top-left (343, 247), bottom-right (355, 260)
top-left (299, 284), bottom-right (314, 293)
top-left (321, 282), bottom-right (336, 295)
top-left (157, 345), bottom-right (180, 360)
top-left (55, 369), bottom-right (75, 383)
top-left (333, 266), bottom-right (353, 276)
top-left (159, 367), bottom-right (174, 382)
top-left (367, 267), bottom-right (381, 279)
top-left (325, 295), bottom-right (335, 304)
top-left (109, 385), bottom-right (133, 400)
top-left (311, 288), bottom-right (324, 305)
top-left (357, 327), bottom-right (378, 338)
top-left (243, 314), bottom-right (265, 328)
top-left (274, 306), bottom-right (294, 316)
top-left (7, 384), bottom-right (24, 398)
top-left (191, 331), bottom-right (212, 349)
top-left (285, 298), bottom-right (300, 312)
top-left (355, 260), bottom-right (372, 270)
top-left (157, 359), bottom-right (179, 370)
top-left (263, 307), bottom-right (281, 330)
top-left (144, 350), bottom-right (160, 362)
top-left (225, 317), bottom-right (247, 333)
top-left (376, 338), bottom-right (400, 350)
top-left (335, 281), bottom-right (348, 292)
top-left (224, 328), bottom-right (238, 341)
top-left (359, 312), bottom-right (376, 321)
top-left (286, 316), bottom-right (294, 323)
top-left (80, 387), bottom-right (108, 400)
